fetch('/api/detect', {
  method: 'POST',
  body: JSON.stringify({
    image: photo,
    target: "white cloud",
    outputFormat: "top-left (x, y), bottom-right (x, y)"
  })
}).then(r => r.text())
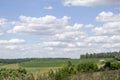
top-left (1, 11), bottom-right (120, 58)
top-left (102, 43), bottom-right (120, 48)
top-left (94, 11), bottom-right (120, 36)
top-left (85, 36), bottom-right (108, 43)
top-left (6, 45), bottom-right (20, 50)
top-left (0, 31), bottom-right (4, 36)
top-left (8, 15), bottom-right (70, 35)
top-left (63, 0), bottom-right (120, 7)
top-left (96, 11), bottom-right (120, 22)
top-left (85, 35), bottom-right (120, 43)
top-left (94, 21), bottom-right (120, 35)
top-left (88, 11), bottom-right (120, 52)
top-left (50, 23), bottom-right (88, 42)
top-left (52, 31), bottom-right (86, 41)
top-left (0, 39), bottom-right (26, 44)
top-left (0, 18), bottom-right (8, 27)
top-left (111, 35), bottom-right (120, 42)
top-left (0, 18), bottom-right (9, 37)
top-left (42, 41), bottom-right (67, 48)
top-left (44, 6), bottom-right (53, 10)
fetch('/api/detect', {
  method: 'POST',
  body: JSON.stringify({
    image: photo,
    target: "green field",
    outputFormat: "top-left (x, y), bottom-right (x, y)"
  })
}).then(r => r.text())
top-left (20, 58), bottom-right (113, 67)
top-left (0, 58), bottom-right (113, 78)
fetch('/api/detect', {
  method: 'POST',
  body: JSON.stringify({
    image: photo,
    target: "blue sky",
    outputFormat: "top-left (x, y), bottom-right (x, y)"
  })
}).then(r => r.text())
top-left (0, 0), bottom-right (118, 21)
top-left (0, 0), bottom-right (120, 58)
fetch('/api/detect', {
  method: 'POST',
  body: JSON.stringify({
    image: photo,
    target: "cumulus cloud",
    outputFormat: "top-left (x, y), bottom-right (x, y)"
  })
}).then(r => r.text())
top-left (0, 31), bottom-right (4, 36)
top-left (49, 23), bottom-right (93, 42)
top-left (6, 45), bottom-right (21, 50)
top-left (0, 39), bottom-right (26, 44)
top-left (44, 6), bottom-right (53, 10)
top-left (93, 22), bottom-right (120, 35)
top-left (1, 11), bottom-right (120, 58)
top-left (52, 31), bottom-right (86, 41)
top-left (63, 0), bottom-right (120, 7)
top-left (0, 18), bottom-right (9, 37)
top-left (0, 18), bottom-right (8, 27)
top-left (8, 15), bottom-right (70, 35)
top-left (94, 11), bottom-right (120, 35)
top-left (96, 11), bottom-right (120, 22)
top-left (42, 41), bottom-right (67, 48)
top-left (85, 35), bottom-right (120, 43)
top-left (88, 11), bottom-right (120, 51)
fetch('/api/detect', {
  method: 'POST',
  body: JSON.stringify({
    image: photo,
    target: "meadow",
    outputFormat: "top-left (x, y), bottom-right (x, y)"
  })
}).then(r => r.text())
top-left (0, 58), bottom-right (113, 78)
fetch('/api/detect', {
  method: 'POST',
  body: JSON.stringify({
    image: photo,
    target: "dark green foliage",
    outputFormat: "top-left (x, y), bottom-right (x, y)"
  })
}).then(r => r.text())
top-left (114, 57), bottom-right (120, 61)
top-left (67, 61), bottom-right (73, 67)
top-left (0, 58), bottom-right (70, 64)
top-left (36, 60), bottom-right (120, 80)
top-left (37, 61), bottom-right (98, 80)
top-left (103, 61), bottom-right (111, 70)
top-left (111, 61), bottom-right (120, 70)
top-left (80, 51), bottom-right (120, 59)
top-left (101, 60), bottom-right (120, 71)
top-left (0, 58), bottom-right (120, 80)
top-left (0, 68), bottom-right (35, 80)
top-left (0, 58), bottom-right (33, 64)
top-left (77, 62), bottom-right (98, 72)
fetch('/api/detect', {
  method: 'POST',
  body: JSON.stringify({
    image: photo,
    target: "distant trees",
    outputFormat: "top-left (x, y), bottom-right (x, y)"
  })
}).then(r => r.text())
top-left (80, 51), bottom-right (120, 59)
top-left (0, 58), bottom-right (70, 64)
top-left (0, 58), bottom-right (34, 64)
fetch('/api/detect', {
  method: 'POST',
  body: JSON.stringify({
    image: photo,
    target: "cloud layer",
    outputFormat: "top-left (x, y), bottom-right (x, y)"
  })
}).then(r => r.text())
top-left (96, 11), bottom-right (120, 22)
top-left (0, 39), bottom-right (25, 44)
top-left (63, 0), bottom-right (120, 7)
top-left (0, 18), bottom-right (8, 27)
top-left (0, 11), bottom-right (120, 58)
top-left (8, 15), bottom-right (70, 35)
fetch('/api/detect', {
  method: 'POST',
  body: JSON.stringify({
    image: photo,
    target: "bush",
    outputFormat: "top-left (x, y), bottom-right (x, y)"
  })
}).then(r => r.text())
top-left (103, 61), bottom-right (111, 70)
top-left (111, 61), bottom-right (120, 70)
top-left (77, 62), bottom-right (98, 72)
top-left (0, 68), bottom-right (35, 80)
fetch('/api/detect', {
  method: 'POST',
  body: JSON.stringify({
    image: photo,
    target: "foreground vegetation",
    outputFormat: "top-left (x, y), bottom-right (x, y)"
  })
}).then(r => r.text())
top-left (0, 58), bottom-right (120, 80)
top-left (0, 51), bottom-right (120, 80)
top-left (36, 58), bottom-right (120, 80)
top-left (0, 68), bottom-right (34, 80)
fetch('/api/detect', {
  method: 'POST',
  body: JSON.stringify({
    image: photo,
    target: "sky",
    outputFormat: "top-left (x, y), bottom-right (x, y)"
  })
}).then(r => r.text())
top-left (0, 0), bottom-right (120, 59)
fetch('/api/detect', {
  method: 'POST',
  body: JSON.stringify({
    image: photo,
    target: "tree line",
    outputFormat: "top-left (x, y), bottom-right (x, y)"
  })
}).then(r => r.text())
top-left (0, 58), bottom-right (70, 64)
top-left (80, 51), bottom-right (120, 59)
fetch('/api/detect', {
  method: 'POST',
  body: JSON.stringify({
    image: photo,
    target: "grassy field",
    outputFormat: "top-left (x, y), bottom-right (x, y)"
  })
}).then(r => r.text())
top-left (0, 64), bottom-right (19, 69)
top-left (19, 58), bottom-right (111, 67)
top-left (0, 58), bottom-right (113, 69)
top-left (0, 58), bottom-right (113, 78)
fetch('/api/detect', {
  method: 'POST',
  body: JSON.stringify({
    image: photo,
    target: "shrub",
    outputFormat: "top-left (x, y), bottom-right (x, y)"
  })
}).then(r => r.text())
top-left (0, 68), bottom-right (35, 80)
top-left (111, 61), bottom-right (120, 70)
top-left (77, 62), bottom-right (98, 72)
top-left (103, 61), bottom-right (111, 70)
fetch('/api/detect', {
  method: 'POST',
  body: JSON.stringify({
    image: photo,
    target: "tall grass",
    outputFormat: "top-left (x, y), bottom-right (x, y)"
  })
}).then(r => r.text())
top-left (35, 69), bottom-right (120, 80)
top-left (70, 70), bottom-right (120, 80)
